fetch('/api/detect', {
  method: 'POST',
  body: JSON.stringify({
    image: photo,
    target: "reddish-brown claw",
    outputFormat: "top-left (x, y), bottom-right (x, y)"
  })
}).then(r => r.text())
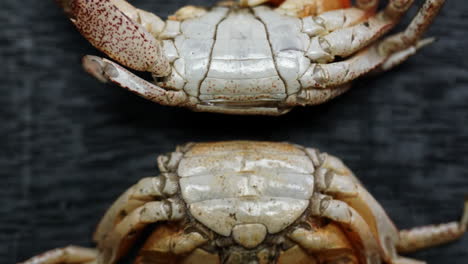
top-left (65, 0), bottom-right (170, 76)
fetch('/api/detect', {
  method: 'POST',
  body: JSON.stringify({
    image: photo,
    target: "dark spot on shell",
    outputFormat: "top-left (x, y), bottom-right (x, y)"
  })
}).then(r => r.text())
top-left (229, 213), bottom-right (238, 221)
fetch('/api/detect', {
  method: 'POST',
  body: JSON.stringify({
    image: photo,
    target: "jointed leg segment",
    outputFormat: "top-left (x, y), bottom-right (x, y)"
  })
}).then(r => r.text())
top-left (306, 0), bottom-right (417, 63)
top-left (306, 151), bottom-right (403, 263)
top-left (385, 0), bottom-right (415, 18)
top-left (306, 151), bottom-right (466, 264)
top-left (380, 0), bottom-right (446, 55)
top-left (19, 246), bottom-right (97, 264)
top-left (289, 223), bottom-right (359, 263)
top-left (379, 38), bottom-right (435, 71)
top-left (93, 175), bottom-right (179, 244)
top-left (357, 0), bottom-right (379, 12)
top-left (300, 0), bottom-right (445, 94)
top-left (397, 199), bottom-right (468, 253)
top-left (309, 194), bottom-right (382, 264)
top-left (91, 171), bottom-right (185, 264)
top-left (99, 199), bottom-right (186, 264)
top-left (82, 56), bottom-right (189, 107)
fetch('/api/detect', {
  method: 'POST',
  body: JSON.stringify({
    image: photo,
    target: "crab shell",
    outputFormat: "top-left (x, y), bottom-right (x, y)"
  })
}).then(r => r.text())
top-left (92, 141), bottom-right (403, 264)
top-left (19, 141), bottom-right (468, 264)
top-left (60, 0), bottom-right (445, 115)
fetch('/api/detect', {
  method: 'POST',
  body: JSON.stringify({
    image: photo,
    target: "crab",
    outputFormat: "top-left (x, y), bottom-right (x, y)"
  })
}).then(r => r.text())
top-left (57, 0), bottom-right (445, 115)
top-left (21, 141), bottom-right (467, 264)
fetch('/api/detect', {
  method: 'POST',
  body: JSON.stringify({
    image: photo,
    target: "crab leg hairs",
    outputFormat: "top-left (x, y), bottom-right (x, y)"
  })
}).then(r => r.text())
top-left (63, 0), bottom-right (170, 76)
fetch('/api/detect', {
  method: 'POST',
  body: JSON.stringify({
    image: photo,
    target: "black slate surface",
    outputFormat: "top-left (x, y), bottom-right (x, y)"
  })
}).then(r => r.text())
top-left (1, 0), bottom-right (467, 263)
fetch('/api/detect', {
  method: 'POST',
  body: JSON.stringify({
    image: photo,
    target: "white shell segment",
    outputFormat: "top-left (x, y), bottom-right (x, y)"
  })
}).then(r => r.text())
top-left (161, 40), bottom-right (179, 63)
top-left (180, 170), bottom-right (314, 203)
top-left (253, 7), bottom-right (309, 54)
top-left (177, 141), bottom-right (315, 237)
top-left (189, 198), bottom-right (309, 236)
top-left (157, 67), bottom-right (186, 91)
top-left (158, 40), bottom-right (185, 90)
top-left (178, 150), bottom-right (314, 177)
top-left (160, 20), bottom-right (181, 39)
top-left (175, 37), bottom-right (212, 95)
top-left (200, 9), bottom-right (286, 102)
top-left (171, 7), bottom-right (229, 96)
top-left (253, 6), bottom-right (310, 94)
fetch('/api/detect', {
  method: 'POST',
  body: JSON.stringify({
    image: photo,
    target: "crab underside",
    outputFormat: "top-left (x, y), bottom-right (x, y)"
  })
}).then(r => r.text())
top-left (58, 0), bottom-right (445, 115)
top-left (21, 141), bottom-right (467, 264)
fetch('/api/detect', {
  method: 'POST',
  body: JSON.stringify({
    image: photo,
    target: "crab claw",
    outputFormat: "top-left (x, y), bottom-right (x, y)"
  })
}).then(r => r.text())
top-left (61, 0), bottom-right (170, 77)
top-left (83, 55), bottom-right (188, 107)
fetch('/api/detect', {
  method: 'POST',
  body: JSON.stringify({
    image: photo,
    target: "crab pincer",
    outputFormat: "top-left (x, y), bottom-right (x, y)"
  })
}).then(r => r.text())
top-left (64, 0), bottom-right (170, 76)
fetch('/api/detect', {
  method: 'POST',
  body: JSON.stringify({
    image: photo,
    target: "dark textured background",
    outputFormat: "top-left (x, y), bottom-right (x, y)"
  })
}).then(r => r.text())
top-left (1, 0), bottom-right (467, 263)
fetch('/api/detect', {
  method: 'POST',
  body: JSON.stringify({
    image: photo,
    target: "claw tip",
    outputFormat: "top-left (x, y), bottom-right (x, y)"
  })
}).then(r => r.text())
top-left (82, 56), bottom-right (108, 83)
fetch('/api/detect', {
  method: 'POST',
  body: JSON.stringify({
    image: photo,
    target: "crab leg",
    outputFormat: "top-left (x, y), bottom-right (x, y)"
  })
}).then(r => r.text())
top-left (303, 39), bottom-right (432, 89)
top-left (397, 199), bottom-right (468, 254)
top-left (385, 0), bottom-right (416, 18)
top-left (293, 84), bottom-right (350, 106)
top-left (93, 175), bottom-right (179, 244)
top-left (19, 246), bottom-right (97, 264)
top-left (240, 0), bottom-right (271, 7)
top-left (300, 0), bottom-right (443, 90)
top-left (136, 225), bottom-right (209, 264)
top-left (379, 38), bottom-right (435, 71)
top-left (278, 0), bottom-right (351, 17)
top-left (310, 194), bottom-right (382, 264)
top-left (98, 199), bottom-right (186, 264)
top-left (306, 0), bottom-right (415, 63)
top-left (314, 168), bottom-right (358, 198)
top-left (289, 222), bottom-right (359, 263)
top-left (308, 152), bottom-right (402, 262)
top-left (357, 0), bottom-right (379, 12)
top-left (392, 258), bottom-right (427, 264)
top-left (303, 8), bottom-right (367, 34)
top-left (83, 56), bottom-right (188, 106)
top-left (300, 45), bottom-right (383, 89)
top-left (380, 0), bottom-right (446, 56)
top-left (62, 0), bottom-right (170, 76)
